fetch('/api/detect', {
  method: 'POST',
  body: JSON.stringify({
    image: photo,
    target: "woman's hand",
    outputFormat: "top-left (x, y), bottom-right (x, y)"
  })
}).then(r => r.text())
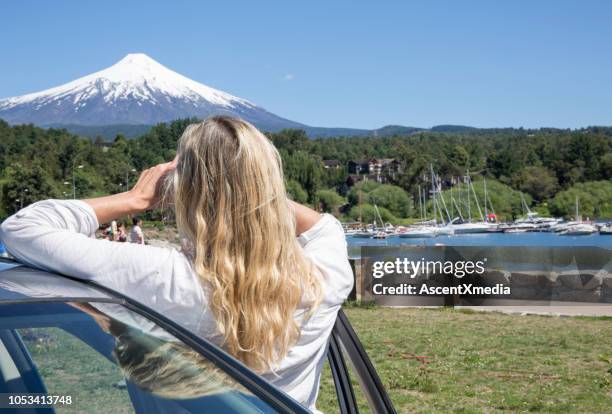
top-left (85, 159), bottom-right (176, 224)
top-left (128, 160), bottom-right (176, 211)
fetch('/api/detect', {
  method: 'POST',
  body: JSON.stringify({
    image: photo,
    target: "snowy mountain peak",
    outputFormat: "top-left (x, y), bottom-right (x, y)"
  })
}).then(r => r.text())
top-left (117, 52), bottom-right (158, 65)
top-left (0, 52), bottom-right (298, 128)
top-left (0, 53), bottom-right (253, 113)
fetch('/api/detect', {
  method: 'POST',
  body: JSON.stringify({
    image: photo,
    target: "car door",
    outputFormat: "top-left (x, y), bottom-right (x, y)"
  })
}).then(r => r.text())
top-left (327, 310), bottom-right (396, 414)
top-left (0, 300), bottom-right (312, 414)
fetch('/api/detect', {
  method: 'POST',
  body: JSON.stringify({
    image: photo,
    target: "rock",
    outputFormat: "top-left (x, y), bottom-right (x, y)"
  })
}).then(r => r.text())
top-left (601, 276), bottom-right (612, 289)
top-left (482, 269), bottom-right (511, 286)
top-left (556, 271), bottom-right (602, 290)
top-left (510, 287), bottom-right (549, 300)
top-left (556, 288), bottom-right (601, 303)
top-left (511, 271), bottom-right (555, 288)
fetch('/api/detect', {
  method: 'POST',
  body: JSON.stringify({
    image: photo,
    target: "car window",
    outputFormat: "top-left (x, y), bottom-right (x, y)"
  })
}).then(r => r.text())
top-left (19, 326), bottom-right (133, 413)
top-left (0, 301), bottom-right (283, 414)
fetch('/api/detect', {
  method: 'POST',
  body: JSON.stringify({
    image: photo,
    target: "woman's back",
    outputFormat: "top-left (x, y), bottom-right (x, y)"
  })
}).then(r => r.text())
top-left (0, 200), bottom-right (352, 409)
top-left (0, 116), bottom-right (354, 410)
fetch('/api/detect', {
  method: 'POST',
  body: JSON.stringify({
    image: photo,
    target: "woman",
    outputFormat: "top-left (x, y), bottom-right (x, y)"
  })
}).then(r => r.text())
top-left (0, 116), bottom-right (353, 410)
top-left (129, 217), bottom-right (145, 244)
top-left (116, 222), bottom-right (128, 242)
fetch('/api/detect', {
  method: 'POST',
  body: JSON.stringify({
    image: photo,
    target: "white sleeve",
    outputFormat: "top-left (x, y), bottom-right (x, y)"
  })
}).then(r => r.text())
top-left (0, 200), bottom-right (193, 307)
top-left (298, 214), bottom-right (354, 307)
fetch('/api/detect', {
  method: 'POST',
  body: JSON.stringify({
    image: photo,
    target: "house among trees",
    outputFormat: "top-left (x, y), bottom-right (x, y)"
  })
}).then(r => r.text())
top-left (322, 159), bottom-right (341, 169)
top-left (347, 158), bottom-right (401, 184)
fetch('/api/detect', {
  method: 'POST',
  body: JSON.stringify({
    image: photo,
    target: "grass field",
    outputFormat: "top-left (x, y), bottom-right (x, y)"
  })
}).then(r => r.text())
top-left (18, 307), bottom-right (612, 413)
top-left (317, 307), bottom-right (612, 413)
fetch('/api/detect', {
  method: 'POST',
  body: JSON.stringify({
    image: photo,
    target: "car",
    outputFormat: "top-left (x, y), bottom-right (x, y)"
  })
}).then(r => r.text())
top-left (0, 258), bottom-right (397, 414)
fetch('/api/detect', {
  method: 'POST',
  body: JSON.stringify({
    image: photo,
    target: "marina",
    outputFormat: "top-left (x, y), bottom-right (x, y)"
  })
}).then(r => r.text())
top-left (345, 164), bottom-right (611, 246)
top-left (346, 230), bottom-right (612, 248)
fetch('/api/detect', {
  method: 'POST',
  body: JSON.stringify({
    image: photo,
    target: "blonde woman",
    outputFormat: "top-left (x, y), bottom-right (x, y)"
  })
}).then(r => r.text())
top-left (0, 116), bottom-right (353, 411)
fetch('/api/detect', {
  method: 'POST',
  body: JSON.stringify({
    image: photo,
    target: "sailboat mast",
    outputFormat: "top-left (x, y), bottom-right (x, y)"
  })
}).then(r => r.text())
top-left (358, 188), bottom-right (363, 225)
top-left (430, 164), bottom-right (436, 224)
top-left (374, 204), bottom-right (384, 228)
top-left (469, 176), bottom-right (484, 221)
top-left (452, 197), bottom-right (464, 221)
top-left (484, 177), bottom-right (488, 221)
top-left (466, 171), bottom-right (471, 222)
top-left (575, 195), bottom-right (579, 222)
top-left (418, 185), bottom-right (423, 221)
top-left (457, 177), bottom-right (462, 219)
top-left (422, 187), bottom-right (427, 219)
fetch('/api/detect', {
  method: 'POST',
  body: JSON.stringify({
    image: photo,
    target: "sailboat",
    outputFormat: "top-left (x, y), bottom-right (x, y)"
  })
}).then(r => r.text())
top-left (560, 196), bottom-right (596, 236)
top-left (513, 193), bottom-right (562, 231)
top-left (448, 173), bottom-right (492, 234)
top-left (399, 181), bottom-right (437, 238)
top-left (352, 187), bottom-right (373, 237)
top-left (372, 205), bottom-right (388, 239)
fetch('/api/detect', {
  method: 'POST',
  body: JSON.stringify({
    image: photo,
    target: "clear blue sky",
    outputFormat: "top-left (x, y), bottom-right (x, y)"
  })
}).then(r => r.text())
top-left (1, 0), bottom-right (610, 129)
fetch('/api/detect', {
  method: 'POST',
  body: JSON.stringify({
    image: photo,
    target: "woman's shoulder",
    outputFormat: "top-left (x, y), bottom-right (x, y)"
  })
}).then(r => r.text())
top-left (297, 215), bottom-right (354, 306)
top-left (297, 214), bottom-right (345, 248)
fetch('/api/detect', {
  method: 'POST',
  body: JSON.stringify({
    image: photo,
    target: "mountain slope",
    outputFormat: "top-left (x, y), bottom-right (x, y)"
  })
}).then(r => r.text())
top-left (0, 53), bottom-right (425, 137)
top-left (0, 53), bottom-right (305, 131)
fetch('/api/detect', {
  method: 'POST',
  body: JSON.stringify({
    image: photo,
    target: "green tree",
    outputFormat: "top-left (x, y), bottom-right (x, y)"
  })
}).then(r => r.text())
top-left (549, 181), bottom-right (612, 219)
top-left (346, 180), bottom-right (382, 205)
top-left (1, 162), bottom-right (60, 215)
top-left (511, 166), bottom-right (558, 202)
top-left (600, 153), bottom-right (612, 180)
top-left (367, 184), bottom-right (413, 218)
top-left (316, 189), bottom-right (345, 215)
top-left (348, 203), bottom-right (397, 224)
top-left (285, 180), bottom-right (308, 203)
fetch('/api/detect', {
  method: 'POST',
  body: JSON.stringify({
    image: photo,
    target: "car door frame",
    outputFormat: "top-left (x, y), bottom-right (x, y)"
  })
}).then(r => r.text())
top-left (327, 310), bottom-right (397, 414)
top-left (48, 275), bottom-right (313, 414)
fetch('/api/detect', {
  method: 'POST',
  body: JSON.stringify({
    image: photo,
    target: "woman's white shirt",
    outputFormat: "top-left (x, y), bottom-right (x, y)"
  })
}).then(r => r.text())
top-left (0, 199), bottom-right (354, 410)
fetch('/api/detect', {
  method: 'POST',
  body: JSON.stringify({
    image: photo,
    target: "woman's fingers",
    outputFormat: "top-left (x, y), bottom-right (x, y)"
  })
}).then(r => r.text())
top-left (129, 161), bottom-right (176, 211)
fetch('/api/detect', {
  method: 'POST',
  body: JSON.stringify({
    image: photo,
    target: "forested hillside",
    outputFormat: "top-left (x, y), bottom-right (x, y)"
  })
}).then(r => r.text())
top-left (0, 119), bottom-right (610, 221)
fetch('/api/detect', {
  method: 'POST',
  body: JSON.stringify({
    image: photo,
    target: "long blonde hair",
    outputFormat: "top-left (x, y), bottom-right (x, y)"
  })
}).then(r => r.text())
top-left (171, 116), bottom-right (322, 372)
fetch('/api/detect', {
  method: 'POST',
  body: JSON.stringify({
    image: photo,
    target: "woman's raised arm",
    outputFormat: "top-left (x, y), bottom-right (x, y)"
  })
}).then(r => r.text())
top-left (84, 160), bottom-right (176, 224)
top-left (289, 200), bottom-right (322, 236)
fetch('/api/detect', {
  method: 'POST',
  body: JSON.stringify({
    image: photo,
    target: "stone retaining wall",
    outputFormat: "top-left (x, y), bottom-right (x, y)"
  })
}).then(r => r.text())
top-left (350, 259), bottom-right (612, 304)
top-left (482, 269), bottom-right (612, 303)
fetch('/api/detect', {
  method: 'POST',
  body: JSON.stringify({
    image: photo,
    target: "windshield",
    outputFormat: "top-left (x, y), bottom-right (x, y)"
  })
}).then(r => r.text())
top-left (0, 301), bottom-right (281, 413)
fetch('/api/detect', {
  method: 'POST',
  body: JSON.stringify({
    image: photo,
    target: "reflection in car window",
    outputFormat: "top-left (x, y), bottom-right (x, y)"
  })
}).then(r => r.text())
top-left (19, 326), bottom-right (133, 413)
top-left (0, 302), bottom-right (280, 413)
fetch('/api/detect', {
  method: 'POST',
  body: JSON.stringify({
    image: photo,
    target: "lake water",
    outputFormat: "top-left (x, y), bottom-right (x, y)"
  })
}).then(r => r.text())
top-left (347, 232), bottom-right (612, 248)
top-left (347, 232), bottom-right (612, 272)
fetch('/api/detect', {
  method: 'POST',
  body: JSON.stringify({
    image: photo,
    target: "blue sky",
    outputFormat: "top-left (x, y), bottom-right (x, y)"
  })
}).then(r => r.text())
top-left (1, 0), bottom-right (610, 129)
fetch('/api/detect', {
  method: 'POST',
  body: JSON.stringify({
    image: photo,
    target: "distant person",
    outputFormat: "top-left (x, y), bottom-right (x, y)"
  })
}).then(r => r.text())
top-left (0, 116), bottom-right (353, 411)
top-left (130, 217), bottom-right (144, 244)
top-left (110, 220), bottom-right (118, 240)
top-left (102, 225), bottom-right (113, 241)
top-left (116, 222), bottom-right (127, 242)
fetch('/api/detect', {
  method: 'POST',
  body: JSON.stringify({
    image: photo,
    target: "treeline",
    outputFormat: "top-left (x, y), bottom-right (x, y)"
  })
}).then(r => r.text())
top-left (0, 118), bottom-right (610, 221)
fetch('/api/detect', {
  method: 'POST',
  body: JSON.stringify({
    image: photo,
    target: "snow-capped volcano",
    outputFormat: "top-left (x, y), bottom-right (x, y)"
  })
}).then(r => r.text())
top-left (0, 53), bottom-right (303, 130)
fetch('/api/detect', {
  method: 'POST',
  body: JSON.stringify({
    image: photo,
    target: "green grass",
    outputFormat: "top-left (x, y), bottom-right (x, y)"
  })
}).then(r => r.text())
top-left (17, 308), bottom-right (612, 413)
top-left (19, 328), bottom-right (133, 413)
top-left (317, 307), bottom-right (612, 413)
